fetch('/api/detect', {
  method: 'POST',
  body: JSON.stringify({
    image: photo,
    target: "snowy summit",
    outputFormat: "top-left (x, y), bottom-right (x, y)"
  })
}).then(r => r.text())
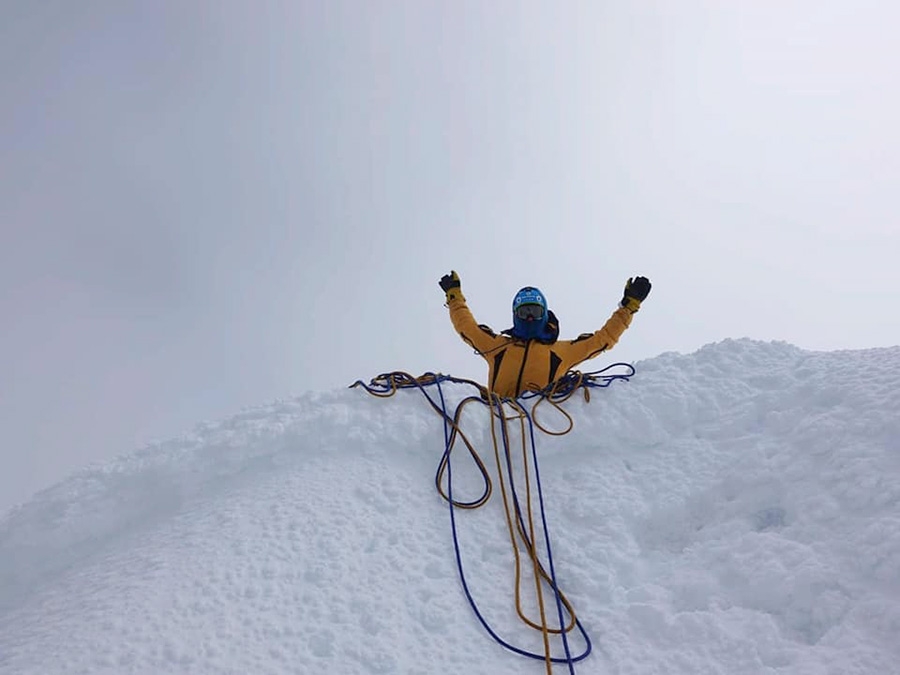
top-left (1, 339), bottom-right (898, 675)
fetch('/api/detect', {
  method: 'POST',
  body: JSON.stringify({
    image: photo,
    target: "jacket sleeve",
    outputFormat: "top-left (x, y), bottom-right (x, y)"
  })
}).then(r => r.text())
top-left (447, 295), bottom-right (506, 356)
top-left (557, 306), bottom-right (634, 365)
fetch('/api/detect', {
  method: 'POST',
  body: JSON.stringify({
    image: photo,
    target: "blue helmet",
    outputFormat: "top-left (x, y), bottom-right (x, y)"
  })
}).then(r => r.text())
top-left (512, 287), bottom-right (546, 313)
top-left (510, 286), bottom-right (549, 340)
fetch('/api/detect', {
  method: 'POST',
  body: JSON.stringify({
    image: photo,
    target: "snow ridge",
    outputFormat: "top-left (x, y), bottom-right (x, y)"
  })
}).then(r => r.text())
top-left (1, 339), bottom-right (898, 674)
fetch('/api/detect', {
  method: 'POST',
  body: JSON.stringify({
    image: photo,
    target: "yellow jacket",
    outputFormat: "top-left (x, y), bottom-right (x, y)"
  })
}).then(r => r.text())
top-left (447, 291), bottom-right (634, 398)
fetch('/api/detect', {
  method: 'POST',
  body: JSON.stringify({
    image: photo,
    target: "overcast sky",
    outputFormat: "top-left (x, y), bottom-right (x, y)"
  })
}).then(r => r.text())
top-left (2, 0), bottom-right (898, 512)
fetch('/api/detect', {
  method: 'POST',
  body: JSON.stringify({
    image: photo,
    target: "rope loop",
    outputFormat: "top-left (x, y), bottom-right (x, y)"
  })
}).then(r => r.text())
top-left (352, 364), bottom-right (635, 673)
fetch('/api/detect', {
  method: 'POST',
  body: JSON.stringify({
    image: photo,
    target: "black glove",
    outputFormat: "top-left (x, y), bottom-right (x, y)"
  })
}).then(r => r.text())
top-left (621, 276), bottom-right (651, 313)
top-left (439, 271), bottom-right (461, 293)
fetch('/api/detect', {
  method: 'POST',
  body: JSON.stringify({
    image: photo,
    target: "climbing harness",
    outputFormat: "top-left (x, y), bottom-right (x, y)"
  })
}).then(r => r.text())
top-left (351, 364), bottom-right (635, 673)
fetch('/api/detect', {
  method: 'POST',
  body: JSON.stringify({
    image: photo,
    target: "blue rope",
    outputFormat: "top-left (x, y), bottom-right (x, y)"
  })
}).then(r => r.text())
top-left (493, 395), bottom-right (589, 670)
top-left (523, 404), bottom-right (583, 670)
top-left (437, 381), bottom-right (592, 675)
top-left (519, 362), bottom-right (636, 401)
top-left (351, 365), bottom-right (636, 669)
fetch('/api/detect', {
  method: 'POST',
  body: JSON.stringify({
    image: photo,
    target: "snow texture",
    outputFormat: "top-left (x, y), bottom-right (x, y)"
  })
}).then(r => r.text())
top-left (1, 339), bottom-right (899, 674)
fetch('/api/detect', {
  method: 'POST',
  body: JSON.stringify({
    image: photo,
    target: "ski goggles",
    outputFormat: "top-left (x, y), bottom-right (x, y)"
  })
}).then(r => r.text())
top-left (515, 304), bottom-right (544, 320)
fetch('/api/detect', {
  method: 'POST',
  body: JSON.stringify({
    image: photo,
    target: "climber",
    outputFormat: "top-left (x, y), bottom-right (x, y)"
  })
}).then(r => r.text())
top-left (439, 271), bottom-right (651, 398)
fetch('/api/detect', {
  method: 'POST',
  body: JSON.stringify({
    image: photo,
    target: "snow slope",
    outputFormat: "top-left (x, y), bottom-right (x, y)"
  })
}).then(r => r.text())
top-left (1, 339), bottom-right (898, 675)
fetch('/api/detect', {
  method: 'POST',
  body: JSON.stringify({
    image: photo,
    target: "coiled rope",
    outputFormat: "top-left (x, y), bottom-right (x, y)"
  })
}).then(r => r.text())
top-left (351, 364), bottom-right (635, 673)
